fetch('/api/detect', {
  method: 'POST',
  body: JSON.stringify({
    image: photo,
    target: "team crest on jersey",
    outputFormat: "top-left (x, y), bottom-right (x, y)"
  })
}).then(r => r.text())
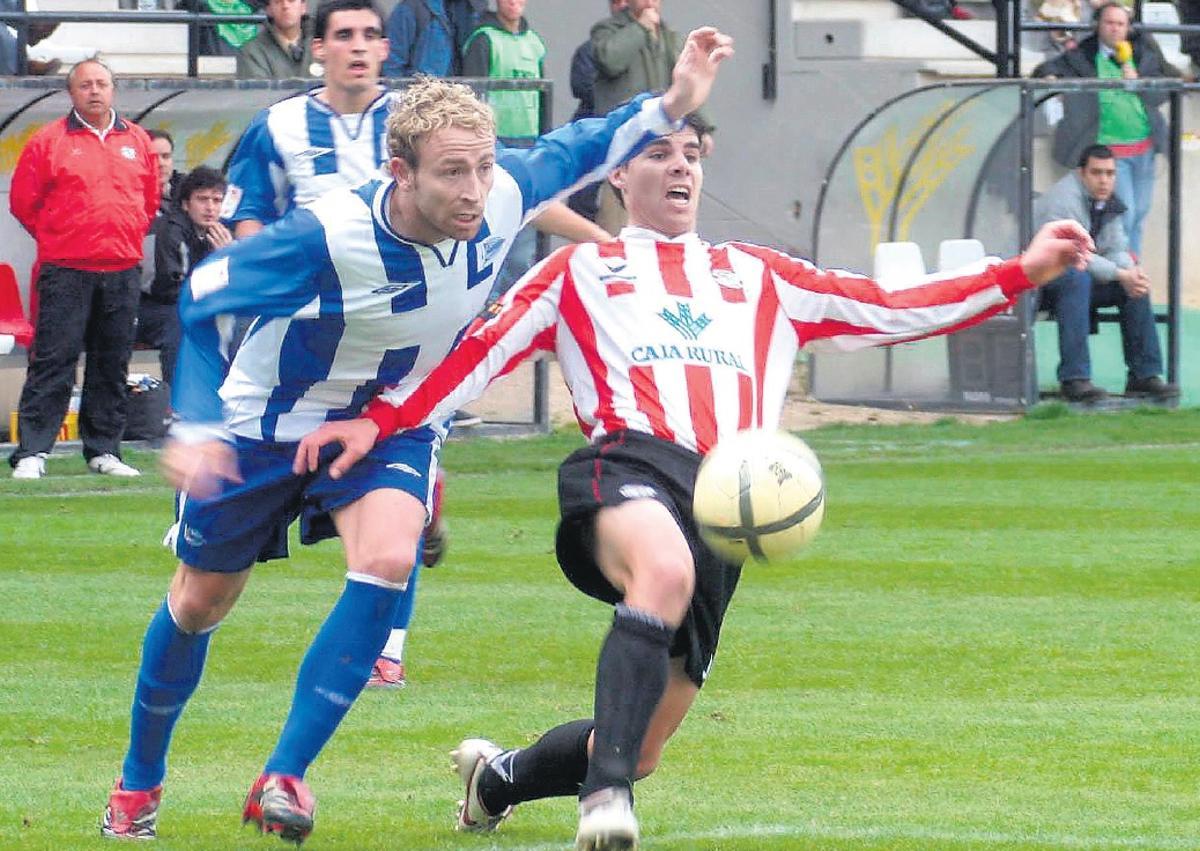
top-left (480, 235), bottom-right (506, 264)
top-left (120, 146), bottom-right (137, 160)
top-left (659, 301), bottom-right (712, 341)
top-left (219, 184), bottom-right (243, 219)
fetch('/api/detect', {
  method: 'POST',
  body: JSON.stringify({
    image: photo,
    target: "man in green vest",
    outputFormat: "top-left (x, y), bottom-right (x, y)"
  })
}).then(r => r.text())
top-left (463, 0), bottom-right (551, 301)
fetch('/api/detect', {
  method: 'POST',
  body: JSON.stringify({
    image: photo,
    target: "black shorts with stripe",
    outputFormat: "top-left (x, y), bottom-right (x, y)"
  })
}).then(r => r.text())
top-left (555, 430), bottom-right (742, 688)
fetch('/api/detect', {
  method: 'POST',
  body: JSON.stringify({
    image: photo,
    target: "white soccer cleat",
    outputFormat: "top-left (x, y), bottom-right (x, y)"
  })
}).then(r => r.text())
top-left (88, 454), bottom-right (141, 477)
top-left (576, 787), bottom-right (639, 851)
top-left (12, 454), bottom-right (46, 479)
top-left (450, 738), bottom-right (512, 833)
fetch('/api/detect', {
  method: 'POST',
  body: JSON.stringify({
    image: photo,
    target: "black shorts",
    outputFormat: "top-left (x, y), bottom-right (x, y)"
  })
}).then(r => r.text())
top-left (555, 430), bottom-right (742, 688)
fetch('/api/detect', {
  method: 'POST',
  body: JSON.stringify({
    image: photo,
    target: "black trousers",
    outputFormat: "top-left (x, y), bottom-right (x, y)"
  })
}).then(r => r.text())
top-left (10, 263), bottom-right (140, 465)
top-left (135, 296), bottom-right (181, 388)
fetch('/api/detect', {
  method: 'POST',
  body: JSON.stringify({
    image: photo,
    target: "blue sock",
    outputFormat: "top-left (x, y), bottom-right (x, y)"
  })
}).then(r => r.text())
top-left (264, 576), bottom-right (400, 777)
top-left (392, 556), bottom-right (421, 630)
top-left (122, 599), bottom-right (212, 790)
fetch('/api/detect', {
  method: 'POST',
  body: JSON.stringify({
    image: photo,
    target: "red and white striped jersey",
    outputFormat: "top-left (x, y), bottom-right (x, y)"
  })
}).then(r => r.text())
top-left (367, 227), bottom-right (1034, 455)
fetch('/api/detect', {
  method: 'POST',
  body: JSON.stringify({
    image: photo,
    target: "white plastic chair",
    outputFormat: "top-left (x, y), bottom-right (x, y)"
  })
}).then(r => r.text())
top-left (1143, 2), bottom-right (1191, 75)
top-left (872, 241), bottom-right (926, 290)
top-left (936, 238), bottom-right (986, 272)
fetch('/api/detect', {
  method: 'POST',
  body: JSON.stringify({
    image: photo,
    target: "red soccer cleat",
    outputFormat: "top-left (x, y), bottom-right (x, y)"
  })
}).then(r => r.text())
top-left (243, 772), bottom-right (315, 845)
top-left (101, 778), bottom-right (162, 840)
top-left (366, 656), bottom-right (406, 688)
top-left (423, 469), bottom-right (447, 568)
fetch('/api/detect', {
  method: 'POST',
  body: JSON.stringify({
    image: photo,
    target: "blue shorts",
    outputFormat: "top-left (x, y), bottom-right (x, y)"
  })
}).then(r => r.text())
top-left (169, 427), bottom-right (442, 573)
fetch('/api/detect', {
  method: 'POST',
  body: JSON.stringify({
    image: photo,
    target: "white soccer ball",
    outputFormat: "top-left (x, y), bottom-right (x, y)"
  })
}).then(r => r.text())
top-left (693, 429), bottom-right (825, 563)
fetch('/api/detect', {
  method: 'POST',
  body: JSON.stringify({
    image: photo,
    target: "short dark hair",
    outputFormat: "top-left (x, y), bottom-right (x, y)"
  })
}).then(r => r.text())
top-left (147, 128), bottom-right (174, 149)
top-left (314, 0), bottom-right (381, 40)
top-left (609, 113), bottom-right (708, 208)
top-left (1094, 1), bottom-right (1132, 24)
top-left (1078, 143), bottom-right (1115, 168)
top-left (179, 165), bottom-right (227, 203)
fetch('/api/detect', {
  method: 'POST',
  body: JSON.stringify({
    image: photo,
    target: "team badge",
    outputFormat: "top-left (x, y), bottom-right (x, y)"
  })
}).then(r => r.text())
top-left (219, 184), bottom-right (243, 219)
top-left (481, 235), bottom-right (506, 264)
top-left (120, 146), bottom-right (136, 160)
top-left (713, 269), bottom-right (742, 291)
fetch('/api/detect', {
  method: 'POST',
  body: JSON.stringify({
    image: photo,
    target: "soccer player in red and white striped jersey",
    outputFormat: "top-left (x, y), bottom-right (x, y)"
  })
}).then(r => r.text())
top-left (295, 118), bottom-right (1093, 849)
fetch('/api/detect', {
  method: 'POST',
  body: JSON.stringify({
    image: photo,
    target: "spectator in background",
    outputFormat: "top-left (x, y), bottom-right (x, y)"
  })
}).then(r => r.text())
top-left (237, 0), bottom-right (317, 78)
top-left (382, 0), bottom-right (485, 77)
top-left (0, 0), bottom-right (61, 75)
top-left (1180, 0), bottom-right (1200, 77)
top-left (565, 0), bottom-right (627, 222)
top-left (590, 0), bottom-right (715, 234)
top-left (183, 0), bottom-right (258, 57)
top-left (7, 59), bottom-right (158, 480)
top-left (1034, 144), bottom-right (1178, 402)
top-left (137, 166), bottom-right (231, 390)
top-left (462, 0), bottom-right (546, 300)
top-left (147, 129), bottom-right (182, 213)
top-left (1032, 2), bottom-right (1180, 257)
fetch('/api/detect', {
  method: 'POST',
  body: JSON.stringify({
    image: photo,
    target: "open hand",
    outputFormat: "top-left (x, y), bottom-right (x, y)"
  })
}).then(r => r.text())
top-left (661, 27), bottom-right (734, 122)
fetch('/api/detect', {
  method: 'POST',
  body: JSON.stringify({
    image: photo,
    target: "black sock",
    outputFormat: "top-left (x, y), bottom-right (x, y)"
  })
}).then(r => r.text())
top-left (579, 604), bottom-right (673, 800)
top-left (478, 718), bottom-right (595, 814)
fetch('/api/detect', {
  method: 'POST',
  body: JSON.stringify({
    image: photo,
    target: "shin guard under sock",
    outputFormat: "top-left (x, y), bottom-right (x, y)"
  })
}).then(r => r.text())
top-left (579, 604), bottom-right (673, 799)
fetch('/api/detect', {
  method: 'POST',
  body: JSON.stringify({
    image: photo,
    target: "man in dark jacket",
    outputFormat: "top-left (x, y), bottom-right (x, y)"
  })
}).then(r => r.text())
top-left (1032, 2), bottom-right (1180, 257)
top-left (8, 59), bottom-right (158, 479)
top-left (137, 166), bottom-right (232, 388)
top-left (1033, 144), bottom-right (1178, 402)
top-left (382, 0), bottom-right (484, 77)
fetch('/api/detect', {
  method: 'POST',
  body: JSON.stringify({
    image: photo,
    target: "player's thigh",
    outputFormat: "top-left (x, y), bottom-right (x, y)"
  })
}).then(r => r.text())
top-left (333, 487), bottom-right (427, 584)
top-left (593, 498), bottom-right (695, 608)
top-left (637, 659), bottom-right (698, 778)
top-left (168, 561), bottom-right (253, 631)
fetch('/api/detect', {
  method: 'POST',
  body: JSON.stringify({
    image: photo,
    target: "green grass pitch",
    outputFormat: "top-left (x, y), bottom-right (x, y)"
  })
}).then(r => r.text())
top-left (1, 407), bottom-right (1198, 849)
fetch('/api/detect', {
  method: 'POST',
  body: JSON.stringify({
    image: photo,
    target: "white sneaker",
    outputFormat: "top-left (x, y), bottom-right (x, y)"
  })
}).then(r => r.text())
top-left (87, 454), bottom-right (141, 477)
top-left (450, 738), bottom-right (512, 833)
top-left (12, 454), bottom-right (47, 479)
top-left (576, 787), bottom-right (638, 851)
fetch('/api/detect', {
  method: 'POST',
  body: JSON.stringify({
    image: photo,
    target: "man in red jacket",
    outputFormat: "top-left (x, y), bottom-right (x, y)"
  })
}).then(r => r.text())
top-left (9, 59), bottom-right (159, 479)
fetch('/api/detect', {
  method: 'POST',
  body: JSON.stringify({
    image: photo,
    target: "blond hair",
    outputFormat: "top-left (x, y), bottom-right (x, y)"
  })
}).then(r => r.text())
top-left (386, 76), bottom-right (496, 166)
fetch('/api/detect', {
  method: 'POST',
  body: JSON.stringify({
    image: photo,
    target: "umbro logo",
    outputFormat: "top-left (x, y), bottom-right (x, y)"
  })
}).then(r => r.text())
top-left (658, 301), bottom-right (711, 341)
top-left (295, 146), bottom-right (335, 162)
top-left (372, 282), bottom-right (420, 295)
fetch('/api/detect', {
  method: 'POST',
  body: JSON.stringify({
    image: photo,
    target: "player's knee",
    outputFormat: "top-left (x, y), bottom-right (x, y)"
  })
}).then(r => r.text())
top-left (353, 545), bottom-right (416, 585)
top-left (637, 553), bottom-right (695, 603)
top-left (169, 578), bottom-right (239, 631)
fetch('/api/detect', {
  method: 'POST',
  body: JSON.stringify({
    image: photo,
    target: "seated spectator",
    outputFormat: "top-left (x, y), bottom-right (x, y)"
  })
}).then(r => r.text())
top-left (1, 0), bottom-right (61, 75)
top-left (1034, 144), bottom-right (1178, 402)
top-left (137, 166), bottom-right (231, 389)
top-left (237, 0), bottom-right (316, 78)
top-left (147, 129), bottom-right (183, 212)
top-left (182, 0), bottom-right (258, 56)
top-left (382, 0), bottom-right (483, 77)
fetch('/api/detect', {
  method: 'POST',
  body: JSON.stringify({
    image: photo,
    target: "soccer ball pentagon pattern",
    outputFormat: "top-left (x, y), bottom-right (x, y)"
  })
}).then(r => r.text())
top-left (693, 429), bottom-right (825, 563)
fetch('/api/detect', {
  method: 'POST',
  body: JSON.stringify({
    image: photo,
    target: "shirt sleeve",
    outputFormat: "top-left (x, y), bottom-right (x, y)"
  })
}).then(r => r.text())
top-left (733, 243), bottom-right (1035, 351)
top-left (496, 92), bottom-right (679, 222)
top-left (221, 108), bottom-right (287, 226)
top-left (8, 132), bottom-right (47, 237)
top-left (364, 245), bottom-right (575, 437)
top-left (171, 208), bottom-right (329, 435)
top-left (461, 30), bottom-right (490, 77)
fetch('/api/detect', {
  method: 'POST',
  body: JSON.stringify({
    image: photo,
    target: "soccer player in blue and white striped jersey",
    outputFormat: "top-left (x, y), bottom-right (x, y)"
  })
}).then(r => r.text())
top-left (100, 27), bottom-right (732, 844)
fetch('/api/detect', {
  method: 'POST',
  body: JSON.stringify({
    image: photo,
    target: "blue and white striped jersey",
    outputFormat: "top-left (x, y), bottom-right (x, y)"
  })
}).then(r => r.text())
top-left (175, 94), bottom-right (679, 444)
top-left (221, 86), bottom-right (396, 226)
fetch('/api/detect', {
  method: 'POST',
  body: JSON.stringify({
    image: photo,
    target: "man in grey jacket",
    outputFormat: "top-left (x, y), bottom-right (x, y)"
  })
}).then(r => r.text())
top-left (1034, 144), bottom-right (1178, 402)
top-left (236, 0), bottom-right (316, 79)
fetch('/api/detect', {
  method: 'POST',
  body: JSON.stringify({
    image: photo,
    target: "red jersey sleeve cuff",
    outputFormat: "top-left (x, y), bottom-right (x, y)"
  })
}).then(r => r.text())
top-left (996, 257), bottom-right (1036, 299)
top-left (364, 400), bottom-right (401, 439)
